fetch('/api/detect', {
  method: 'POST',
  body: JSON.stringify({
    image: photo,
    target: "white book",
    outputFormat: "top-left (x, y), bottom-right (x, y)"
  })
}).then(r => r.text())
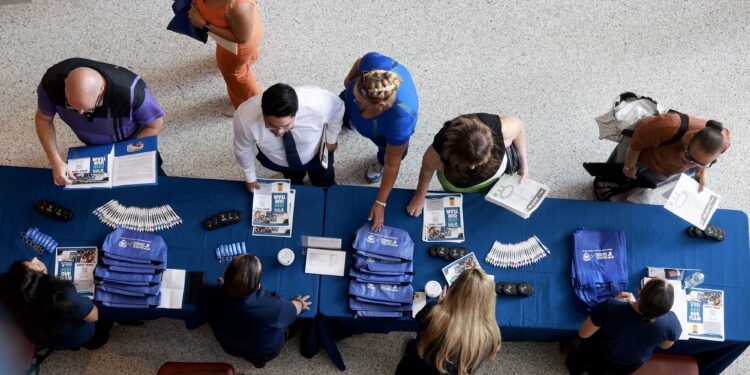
top-left (209, 32), bottom-right (238, 55)
top-left (485, 174), bottom-right (549, 219)
top-left (664, 173), bottom-right (720, 230)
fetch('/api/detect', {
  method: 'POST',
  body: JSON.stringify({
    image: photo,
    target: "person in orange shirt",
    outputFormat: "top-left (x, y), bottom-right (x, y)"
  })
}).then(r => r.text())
top-left (189, 0), bottom-right (263, 116)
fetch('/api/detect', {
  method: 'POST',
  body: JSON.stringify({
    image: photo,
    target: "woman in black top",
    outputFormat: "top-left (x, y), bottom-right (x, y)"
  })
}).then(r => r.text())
top-left (407, 113), bottom-right (529, 217)
top-left (0, 257), bottom-right (111, 350)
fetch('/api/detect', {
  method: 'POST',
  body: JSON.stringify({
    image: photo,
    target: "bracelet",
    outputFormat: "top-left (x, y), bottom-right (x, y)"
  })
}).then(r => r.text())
top-left (623, 165), bottom-right (636, 172)
top-left (374, 200), bottom-right (387, 208)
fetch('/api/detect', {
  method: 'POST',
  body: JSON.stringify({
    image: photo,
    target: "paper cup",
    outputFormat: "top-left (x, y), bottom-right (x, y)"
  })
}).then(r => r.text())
top-left (277, 248), bottom-right (295, 266)
top-left (425, 280), bottom-right (442, 298)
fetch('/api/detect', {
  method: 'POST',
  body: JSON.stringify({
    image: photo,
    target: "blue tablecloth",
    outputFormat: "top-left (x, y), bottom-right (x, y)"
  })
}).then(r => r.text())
top-left (0, 166), bottom-right (322, 356)
top-left (318, 185), bottom-right (750, 374)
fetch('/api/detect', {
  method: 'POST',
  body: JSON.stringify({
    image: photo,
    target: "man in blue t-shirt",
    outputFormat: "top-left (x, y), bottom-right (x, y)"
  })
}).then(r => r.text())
top-left (566, 277), bottom-right (682, 375)
top-left (197, 254), bottom-right (311, 368)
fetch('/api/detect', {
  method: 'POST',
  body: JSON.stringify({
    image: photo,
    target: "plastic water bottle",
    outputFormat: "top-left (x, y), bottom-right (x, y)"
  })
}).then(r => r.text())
top-left (684, 272), bottom-right (705, 291)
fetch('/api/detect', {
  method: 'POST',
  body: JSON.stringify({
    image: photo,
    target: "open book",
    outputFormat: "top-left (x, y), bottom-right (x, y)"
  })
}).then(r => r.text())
top-left (66, 136), bottom-right (158, 189)
top-left (485, 174), bottom-right (549, 219)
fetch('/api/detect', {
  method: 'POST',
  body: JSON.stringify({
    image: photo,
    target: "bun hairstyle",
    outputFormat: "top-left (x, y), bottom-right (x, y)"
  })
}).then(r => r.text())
top-left (691, 120), bottom-right (725, 154)
top-left (361, 70), bottom-right (402, 101)
top-left (638, 278), bottom-right (674, 324)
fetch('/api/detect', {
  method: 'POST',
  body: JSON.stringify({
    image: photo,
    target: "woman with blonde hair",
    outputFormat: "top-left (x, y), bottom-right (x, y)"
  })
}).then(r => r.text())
top-left (341, 52), bottom-right (419, 231)
top-left (395, 268), bottom-right (501, 375)
top-left (189, 0), bottom-right (263, 116)
top-left (406, 113), bottom-right (529, 217)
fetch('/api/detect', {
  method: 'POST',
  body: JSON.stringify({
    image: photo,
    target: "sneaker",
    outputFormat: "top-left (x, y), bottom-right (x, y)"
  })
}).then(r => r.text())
top-left (365, 163), bottom-right (384, 183)
top-left (221, 104), bottom-right (235, 118)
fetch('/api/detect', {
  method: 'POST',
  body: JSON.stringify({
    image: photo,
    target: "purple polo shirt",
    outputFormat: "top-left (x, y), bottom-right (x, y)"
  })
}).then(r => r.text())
top-left (37, 58), bottom-right (165, 145)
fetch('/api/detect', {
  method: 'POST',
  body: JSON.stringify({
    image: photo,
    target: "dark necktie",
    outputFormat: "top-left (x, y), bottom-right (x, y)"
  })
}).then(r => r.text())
top-left (282, 131), bottom-right (304, 170)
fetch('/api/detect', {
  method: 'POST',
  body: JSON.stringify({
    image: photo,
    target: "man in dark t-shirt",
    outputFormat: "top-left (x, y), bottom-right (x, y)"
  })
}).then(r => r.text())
top-left (197, 254), bottom-right (311, 368)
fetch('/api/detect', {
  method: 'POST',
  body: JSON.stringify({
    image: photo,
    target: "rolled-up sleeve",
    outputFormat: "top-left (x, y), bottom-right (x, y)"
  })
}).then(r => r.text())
top-left (233, 113), bottom-right (258, 182)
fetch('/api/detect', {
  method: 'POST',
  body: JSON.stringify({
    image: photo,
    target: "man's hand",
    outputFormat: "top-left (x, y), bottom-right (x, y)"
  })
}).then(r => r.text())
top-left (245, 181), bottom-right (261, 192)
top-left (326, 142), bottom-right (337, 152)
top-left (188, 4), bottom-right (207, 28)
top-left (368, 202), bottom-right (385, 231)
top-left (406, 194), bottom-right (425, 217)
top-left (52, 160), bottom-right (75, 185)
top-left (292, 295), bottom-right (311, 314)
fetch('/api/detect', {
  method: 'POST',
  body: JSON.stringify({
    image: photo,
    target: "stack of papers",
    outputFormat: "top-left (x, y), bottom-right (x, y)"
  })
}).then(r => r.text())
top-left (664, 174), bottom-right (720, 230)
top-left (251, 179), bottom-right (295, 237)
top-left (55, 247), bottom-right (98, 299)
top-left (158, 269), bottom-right (186, 309)
top-left (485, 174), bottom-right (549, 219)
top-left (423, 193), bottom-right (465, 243)
top-left (304, 248), bottom-right (347, 276)
top-left (66, 136), bottom-right (158, 189)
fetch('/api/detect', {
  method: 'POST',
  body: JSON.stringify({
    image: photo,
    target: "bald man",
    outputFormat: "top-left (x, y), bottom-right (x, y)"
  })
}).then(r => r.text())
top-left (36, 58), bottom-right (165, 185)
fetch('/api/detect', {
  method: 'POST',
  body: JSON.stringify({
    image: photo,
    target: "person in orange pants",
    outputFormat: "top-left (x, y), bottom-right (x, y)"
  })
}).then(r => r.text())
top-left (190, 0), bottom-right (263, 116)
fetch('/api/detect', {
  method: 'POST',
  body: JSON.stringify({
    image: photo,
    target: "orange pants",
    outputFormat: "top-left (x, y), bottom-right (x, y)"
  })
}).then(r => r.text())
top-left (216, 45), bottom-right (261, 108)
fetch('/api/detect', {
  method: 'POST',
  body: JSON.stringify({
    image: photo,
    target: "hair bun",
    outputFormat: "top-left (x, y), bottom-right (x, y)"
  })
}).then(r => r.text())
top-left (706, 120), bottom-right (724, 130)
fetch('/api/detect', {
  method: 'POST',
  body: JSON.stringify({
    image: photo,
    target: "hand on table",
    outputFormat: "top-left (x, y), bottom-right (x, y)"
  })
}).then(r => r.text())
top-left (52, 160), bottom-right (75, 186)
top-left (406, 194), bottom-right (425, 217)
top-left (293, 295), bottom-right (312, 313)
top-left (245, 181), bottom-right (261, 192)
top-left (368, 202), bottom-right (385, 232)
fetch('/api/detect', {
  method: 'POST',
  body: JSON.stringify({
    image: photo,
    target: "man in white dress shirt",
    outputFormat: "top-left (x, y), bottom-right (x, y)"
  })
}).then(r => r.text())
top-left (233, 83), bottom-right (344, 190)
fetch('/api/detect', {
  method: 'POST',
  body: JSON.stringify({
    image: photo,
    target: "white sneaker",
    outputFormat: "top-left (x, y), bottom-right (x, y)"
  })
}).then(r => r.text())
top-left (221, 105), bottom-right (235, 118)
top-left (365, 163), bottom-right (384, 183)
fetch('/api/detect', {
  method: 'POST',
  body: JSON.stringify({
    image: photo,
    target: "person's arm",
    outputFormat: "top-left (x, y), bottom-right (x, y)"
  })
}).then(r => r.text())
top-left (35, 109), bottom-right (75, 185)
top-left (223, 1), bottom-right (256, 43)
top-left (291, 295), bottom-right (311, 315)
top-left (343, 58), bottom-right (361, 88)
top-left (406, 146), bottom-right (443, 217)
top-left (232, 113), bottom-right (261, 191)
top-left (324, 90), bottom-right (345, 152)
top-left (694, 167), bottom-right (707, 192)
top-left (82, 305), bottom-right (99, 323)
top-left (578, 316), bottom-right (600, 338)
top-left (622, 147), bottom-right (641, 179)
top-left (658, 340), bottom-right (675, 349)
top-left (137, 118), bottom-right (163, 138)
top-left (369, 143), bottom-right (407, 231)
top-left (500, 116), bottom-right (529, 180)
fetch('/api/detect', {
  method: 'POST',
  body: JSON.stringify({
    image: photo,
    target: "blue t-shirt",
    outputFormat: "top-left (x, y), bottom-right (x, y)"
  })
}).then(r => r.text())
top-left (197, 285), bottom-right (297, 357)
top-left (29, 288), bottom-right (95, 350)
top-left (343, 52), bottom-right (419, 146)
top-left (588, 299), bottom-right (682, 365)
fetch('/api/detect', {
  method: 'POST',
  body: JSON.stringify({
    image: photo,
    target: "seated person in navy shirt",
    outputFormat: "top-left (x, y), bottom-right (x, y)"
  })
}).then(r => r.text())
top-left (396, 268), bottom-right (501, 375)
top-left (0, 257), bottom-right (111, 350)
top-left (566, 277), bottom-right (682, 375)
top-left (197, 254), bottom-right (311, 368)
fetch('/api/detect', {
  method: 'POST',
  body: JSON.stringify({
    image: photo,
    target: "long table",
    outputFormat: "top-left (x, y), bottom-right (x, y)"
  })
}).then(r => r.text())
top-left (318, 185), bottom-right (750, 374)
top-left (0, 166), bottom-right (323, 356)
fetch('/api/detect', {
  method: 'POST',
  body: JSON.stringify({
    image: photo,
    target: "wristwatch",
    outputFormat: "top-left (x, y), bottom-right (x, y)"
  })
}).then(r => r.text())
top-left (202, 22), bottom-right (211, 32)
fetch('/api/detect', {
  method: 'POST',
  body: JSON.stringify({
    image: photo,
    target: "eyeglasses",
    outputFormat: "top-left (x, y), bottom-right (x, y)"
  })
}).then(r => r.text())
top-left (683, 145), bottom-right (716, 169)
top-left (264, 116), bottom-right (295, 134)
top-left (65, 91), bottom-right (104, 115)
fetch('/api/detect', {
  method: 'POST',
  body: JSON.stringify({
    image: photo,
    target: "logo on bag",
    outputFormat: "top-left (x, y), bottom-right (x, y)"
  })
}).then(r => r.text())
top-left (582, 249), bottom-right (614, 261)
top-left (118, 239), bottom-right (128, 248)
top-left (118, 237), bottom-right (152, 251)
top-left (379, 284), bottom-right (398, 292)
top-left (366, 235), bottom-right (375, 243)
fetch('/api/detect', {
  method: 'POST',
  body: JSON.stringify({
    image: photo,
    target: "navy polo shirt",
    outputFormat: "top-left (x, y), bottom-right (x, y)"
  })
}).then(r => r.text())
top-left (29, 288), bottom-right (95, 350)
top-left (587, 299), bottom-right (682, 365)
top-left (197, 285), bottom-right (297, 357)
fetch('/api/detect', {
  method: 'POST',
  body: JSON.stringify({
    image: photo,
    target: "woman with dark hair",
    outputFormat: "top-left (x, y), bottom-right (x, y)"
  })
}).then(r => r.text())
top-left (565, 277), bottom-right (682, 375)
top-left (616, 112), bottom-right (731, 191)
top-left (406, 113), bottom-right (529, 217)
top-left (0, 258), bottom-right (110, 350)
top-left (197, 254), bottom-right (311, 368)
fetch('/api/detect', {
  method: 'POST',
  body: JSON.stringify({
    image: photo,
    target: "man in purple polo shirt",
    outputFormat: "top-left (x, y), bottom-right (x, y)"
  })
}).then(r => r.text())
top-left (35, 58), bottom-right (166, 185)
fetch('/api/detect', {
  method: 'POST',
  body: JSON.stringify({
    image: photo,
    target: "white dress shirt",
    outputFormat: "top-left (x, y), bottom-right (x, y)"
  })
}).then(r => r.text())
top-left (233, 86), bottom-right (344, 182)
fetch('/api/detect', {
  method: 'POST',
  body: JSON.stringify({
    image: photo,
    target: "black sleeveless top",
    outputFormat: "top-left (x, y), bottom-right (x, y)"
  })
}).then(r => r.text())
top-left (432, 113), bottom-right (505, 187)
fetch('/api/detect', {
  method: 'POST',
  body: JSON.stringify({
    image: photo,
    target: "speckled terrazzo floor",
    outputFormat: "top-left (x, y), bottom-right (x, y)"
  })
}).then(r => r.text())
top-left (0, 0), bottom-right (748, 374)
